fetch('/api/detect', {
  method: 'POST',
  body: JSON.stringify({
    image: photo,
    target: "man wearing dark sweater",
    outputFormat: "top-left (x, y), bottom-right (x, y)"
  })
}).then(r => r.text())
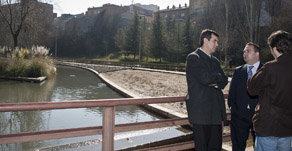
top-left (247, 30), bottom-right (292, 151)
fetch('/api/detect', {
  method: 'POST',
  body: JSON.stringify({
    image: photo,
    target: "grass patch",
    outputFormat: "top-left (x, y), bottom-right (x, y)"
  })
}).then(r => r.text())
top-left (95, 53), bottom-right (183, 65)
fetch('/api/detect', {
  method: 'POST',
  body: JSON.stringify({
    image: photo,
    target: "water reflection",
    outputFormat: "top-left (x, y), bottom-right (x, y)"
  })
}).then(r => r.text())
top-left (0, 77), bottom-right (56, 103)
top-left (0, 75), bottom-right (57, 151)
top-left (50, 66), bottom-right (121, 101)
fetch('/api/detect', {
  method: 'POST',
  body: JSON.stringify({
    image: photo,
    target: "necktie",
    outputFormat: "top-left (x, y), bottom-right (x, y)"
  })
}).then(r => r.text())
top-left (248, 66), bottom-right (254, 78)
top-left (247, 65), bottom-right (254, 110)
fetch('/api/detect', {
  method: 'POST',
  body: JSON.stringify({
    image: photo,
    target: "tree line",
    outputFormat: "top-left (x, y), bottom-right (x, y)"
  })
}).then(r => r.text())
top-left (1, 0), bottom-right (291, 67)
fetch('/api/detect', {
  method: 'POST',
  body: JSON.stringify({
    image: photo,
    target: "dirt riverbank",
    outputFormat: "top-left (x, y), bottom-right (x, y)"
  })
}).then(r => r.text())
top-left (100, 69), bottom-right (230, 116)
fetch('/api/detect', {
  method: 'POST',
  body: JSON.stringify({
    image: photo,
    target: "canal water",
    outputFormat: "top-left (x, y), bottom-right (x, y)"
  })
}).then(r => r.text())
top-left (0, 65), bottom-right (187, 151)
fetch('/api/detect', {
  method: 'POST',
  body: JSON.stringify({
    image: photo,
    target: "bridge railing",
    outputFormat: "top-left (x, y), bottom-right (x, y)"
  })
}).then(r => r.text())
top-left (0, 96), bottom-right (193, 150)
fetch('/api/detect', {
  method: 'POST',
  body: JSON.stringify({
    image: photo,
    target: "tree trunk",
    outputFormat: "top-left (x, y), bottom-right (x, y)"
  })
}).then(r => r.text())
top-left (244, 0), bottom-right (263, 43)
top-left (13, 34), bottom-right (18, 48)
top-left (225, 0), bottom-right (229, 68)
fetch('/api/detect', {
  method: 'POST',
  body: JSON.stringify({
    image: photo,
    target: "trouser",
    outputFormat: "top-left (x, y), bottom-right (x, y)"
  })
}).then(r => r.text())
top-left (192, 124), bottom-right (222, 151)
top-left (230, 116), bottom-right (255, 151)
top-left (255, 134), bottom-right (292, 151)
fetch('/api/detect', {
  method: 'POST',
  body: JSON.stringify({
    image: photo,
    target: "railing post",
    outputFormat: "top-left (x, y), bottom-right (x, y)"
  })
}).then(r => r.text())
top-left (102, 106), bottom-right (115, 151)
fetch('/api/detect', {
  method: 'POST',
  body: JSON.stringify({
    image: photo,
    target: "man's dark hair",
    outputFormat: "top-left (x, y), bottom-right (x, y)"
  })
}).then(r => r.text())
top-left (267, 30), bottom-right (292, 54)
top-left (246, 42), bottom-right (261, 53)
top-left (199, 29), bottom-right (219, 47)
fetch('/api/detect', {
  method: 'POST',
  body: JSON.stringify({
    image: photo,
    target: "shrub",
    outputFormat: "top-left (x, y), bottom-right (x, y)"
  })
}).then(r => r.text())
top-left (0, 61), bottom-right (8, 75)
top-left (6, 59), bottom-right (28, 77)
top-left (31, 45), bottom-right (49, 57)
top-left (30, 57), bottom-right (56, 78)
top-left (16, 48), bottom-right (30, 59)
top-left (23, 60), bottom-right (41, 78)
top-left (0, 46), bottom-right (56, 78)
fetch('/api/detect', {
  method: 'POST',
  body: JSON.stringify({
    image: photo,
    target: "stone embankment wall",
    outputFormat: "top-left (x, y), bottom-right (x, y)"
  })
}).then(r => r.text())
top-left (57, 61), bottom-right (130, 73)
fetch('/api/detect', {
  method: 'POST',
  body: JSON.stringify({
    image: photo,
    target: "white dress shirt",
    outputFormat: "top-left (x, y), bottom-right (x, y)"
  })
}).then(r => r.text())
top-left (247, 61), bottom-right (260, 76)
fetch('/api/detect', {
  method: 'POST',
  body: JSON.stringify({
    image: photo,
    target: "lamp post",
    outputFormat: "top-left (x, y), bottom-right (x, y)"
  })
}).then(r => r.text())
top-left (139, 26), bottom-right (141, 63)
top-left (54, 24), bottom-right (58, 58)
top-left (138, 15), bottom-right (146, 64)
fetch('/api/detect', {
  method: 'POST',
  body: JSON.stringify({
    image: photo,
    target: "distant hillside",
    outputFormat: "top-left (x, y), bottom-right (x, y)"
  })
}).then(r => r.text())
top-left (134, 3), bottom-right (159, 12)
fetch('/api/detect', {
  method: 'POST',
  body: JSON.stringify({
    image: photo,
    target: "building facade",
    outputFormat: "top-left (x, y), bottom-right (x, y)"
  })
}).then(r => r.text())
top-left (159, 4), bottom-right (189, 21)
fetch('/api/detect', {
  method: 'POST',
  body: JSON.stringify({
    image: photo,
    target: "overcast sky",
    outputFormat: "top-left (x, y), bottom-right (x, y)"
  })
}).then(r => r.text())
top-left (52, 0), bottom-right (189, 16)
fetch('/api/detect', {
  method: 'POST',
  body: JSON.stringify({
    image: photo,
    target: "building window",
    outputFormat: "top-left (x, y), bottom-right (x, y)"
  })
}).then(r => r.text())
top-left (181, 13), bottom-right (185, 17)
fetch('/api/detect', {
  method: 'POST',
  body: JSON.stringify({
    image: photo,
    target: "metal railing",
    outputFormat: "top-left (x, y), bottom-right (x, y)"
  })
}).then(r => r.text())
top-left (0, 96), bottom-right (192, 150)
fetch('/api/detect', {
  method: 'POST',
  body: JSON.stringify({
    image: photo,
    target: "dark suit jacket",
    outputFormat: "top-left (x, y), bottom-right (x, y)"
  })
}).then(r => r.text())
top-left (228, 63), bottom-right (262, 121)
top-left (186, 48), bottom-right (228, 125)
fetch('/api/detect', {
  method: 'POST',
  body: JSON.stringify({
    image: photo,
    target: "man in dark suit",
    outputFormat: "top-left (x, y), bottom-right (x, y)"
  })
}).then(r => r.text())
top-left (186, 29), bottom-right (228, 151)
top-left (228, 42), bottom-right (262, 151)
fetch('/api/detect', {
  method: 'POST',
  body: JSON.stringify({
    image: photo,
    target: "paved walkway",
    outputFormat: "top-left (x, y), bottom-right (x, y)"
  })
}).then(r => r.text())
top-left (223, 145), bottom-right (254, 151)
top-left (246, 146), bottom-right (254, 151)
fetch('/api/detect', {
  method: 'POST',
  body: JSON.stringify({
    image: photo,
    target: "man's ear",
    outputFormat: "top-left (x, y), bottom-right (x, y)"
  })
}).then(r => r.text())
top-left (203, 37), bottom-right (208, 43)
top-left (272, 47), bottom-right (278, 53)
top-left (272, 47), bottom-right (278, 55)
top-left (271, 47), bottom-right (280, 58)
top-left (256, 51), bottom-right (260, 57)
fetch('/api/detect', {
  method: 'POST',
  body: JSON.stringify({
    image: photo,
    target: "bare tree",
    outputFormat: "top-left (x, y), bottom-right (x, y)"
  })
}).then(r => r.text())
top-left (200, 0), bottom-right (229, 63)
top-left (243, 0), bottom-right (263, 43)
top-left (114, 28), bottom-right (126, 52)
top-left (0, 0), bottom-right (42, 48)
top-left (20, 2), bottom-right (54, 48)
top-left (265, 0), bottom-right (282, 21)
top-left (265, 0), bottom-right (292, 33)
top-left (224, 0), bottom-right (230, 67)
